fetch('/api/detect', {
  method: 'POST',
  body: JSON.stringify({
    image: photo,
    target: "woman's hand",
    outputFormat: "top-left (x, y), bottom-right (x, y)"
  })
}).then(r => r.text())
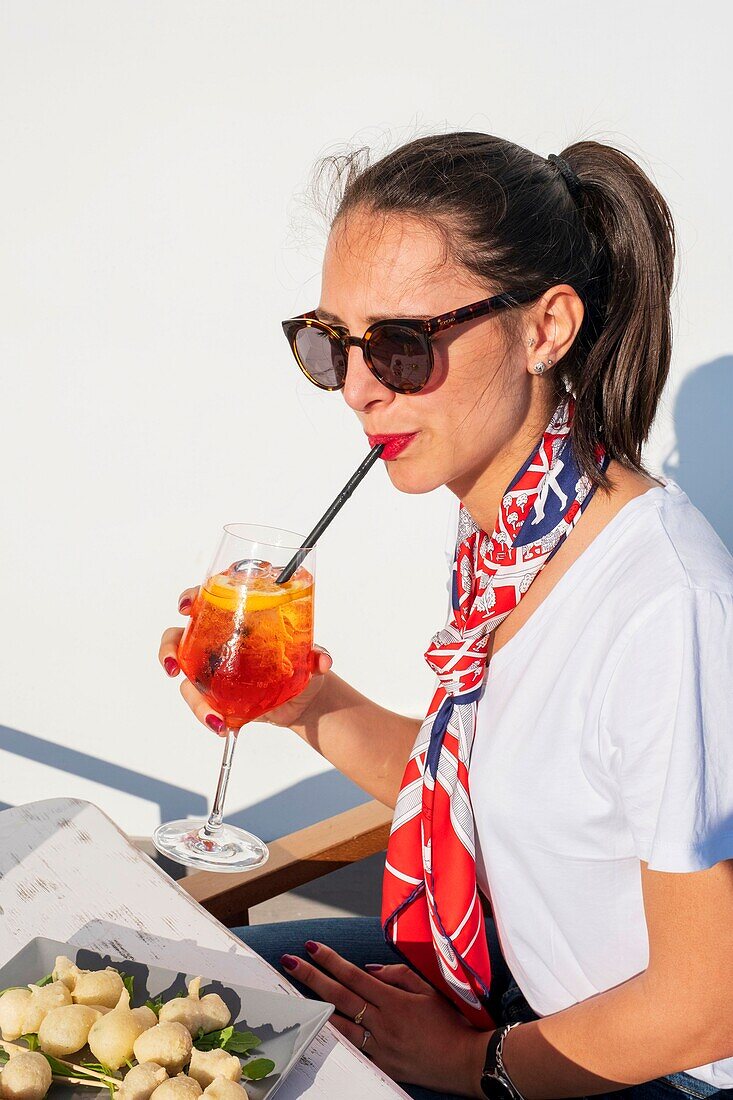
top-left (157, 586), bottom-right (333, 736)
top-left (279, 941), bottom-right (485, 1096)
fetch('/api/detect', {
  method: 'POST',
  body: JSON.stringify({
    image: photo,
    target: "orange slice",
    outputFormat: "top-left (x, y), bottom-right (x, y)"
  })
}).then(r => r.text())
top-left (202, 574), bottom-right (313, 613)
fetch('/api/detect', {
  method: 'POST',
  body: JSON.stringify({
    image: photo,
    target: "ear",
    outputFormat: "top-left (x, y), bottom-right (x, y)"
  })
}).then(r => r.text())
top-left (527, 284), bottom-right (584, 373)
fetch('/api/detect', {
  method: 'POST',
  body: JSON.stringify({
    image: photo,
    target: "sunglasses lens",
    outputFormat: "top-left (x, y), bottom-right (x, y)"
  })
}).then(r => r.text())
top-left (294, 326), bottom-right (346, 389)
top-left (368, 326), bottom-right (431, 393)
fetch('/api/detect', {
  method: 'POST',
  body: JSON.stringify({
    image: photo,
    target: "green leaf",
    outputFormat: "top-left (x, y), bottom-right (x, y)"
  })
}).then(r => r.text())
top-left (217, 1026), bottom-right (234, 1049)
top-left (45, 1055), bottom-right (88, 1078)
top-left (193, 1025), bottom-right (262, 1055)
top-left (18, 1033), bottom-right (40, 1051)
top-left (81, 1062), bottom-right (118, 1078)
top-left (120, 974), bottom-right (135, 999)
top-left (223, 1031), bottom-right (261, 1055)
top-left (241, 1058), bottom-right (275, 1081)
top-left (0, 1048), bottom-right (10, 1066)
top-left (36, 974), bottom-right (53, 987)
top-left (144, 996), bottom-right (164, 1016)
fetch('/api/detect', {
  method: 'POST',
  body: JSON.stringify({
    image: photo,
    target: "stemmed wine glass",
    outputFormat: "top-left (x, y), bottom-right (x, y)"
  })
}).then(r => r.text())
top-left (153, 524), bottom-right (315, 873)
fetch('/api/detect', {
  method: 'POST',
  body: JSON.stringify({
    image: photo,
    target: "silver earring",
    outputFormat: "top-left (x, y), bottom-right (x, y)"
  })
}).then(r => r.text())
top-left (532, 361), bottom-right (546, 374)
top-left (528, 337), bottom-right (536, 348)
top-left (547, 357), bottom-right (554, 366)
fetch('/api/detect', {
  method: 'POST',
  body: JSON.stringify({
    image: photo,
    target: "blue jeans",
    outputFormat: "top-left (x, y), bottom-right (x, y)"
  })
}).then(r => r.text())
top-left (233, 916), bottom-right (731, 1100)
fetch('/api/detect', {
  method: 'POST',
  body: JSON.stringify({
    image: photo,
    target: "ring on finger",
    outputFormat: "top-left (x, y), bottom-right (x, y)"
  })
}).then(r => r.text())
top-left (353, 1001), bottom-right (368, 1026)
top-left (360, 1028), bottom-right (371, 1051)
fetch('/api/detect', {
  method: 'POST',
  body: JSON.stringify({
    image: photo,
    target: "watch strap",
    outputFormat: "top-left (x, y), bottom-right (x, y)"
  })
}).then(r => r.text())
top-left (480, 1023), bottom-right (524, 1099)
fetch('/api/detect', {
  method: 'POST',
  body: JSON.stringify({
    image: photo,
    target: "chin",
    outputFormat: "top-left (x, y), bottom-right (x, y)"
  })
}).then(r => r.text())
top-left (385, 462), bottom-right (446, 495)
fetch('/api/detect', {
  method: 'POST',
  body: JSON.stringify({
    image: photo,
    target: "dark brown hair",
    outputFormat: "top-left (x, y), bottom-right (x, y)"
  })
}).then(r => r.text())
top-left (311, 132), bottom-right (676, 490)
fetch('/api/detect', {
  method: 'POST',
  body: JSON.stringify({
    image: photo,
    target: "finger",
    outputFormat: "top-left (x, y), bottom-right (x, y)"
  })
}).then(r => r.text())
top-left (309, 645), bottom-right (333, 676)
top-left (177, 586), bottom-right (199, 615)
top-left (364, 962), bottom-right (433, 996)
top-left (280, 954), bottom-right (372, 1021)
top-left (328, 1014), bottom-right (376, 1059)
top-left (302, 942), bottom-right (390, 1007)
top-left (159, 627), bottom-right (184, 677)
top-left (179, 677), bottom-right (226, 736)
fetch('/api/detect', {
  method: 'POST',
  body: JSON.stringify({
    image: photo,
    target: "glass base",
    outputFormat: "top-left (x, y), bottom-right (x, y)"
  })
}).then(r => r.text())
top-left (152, 818), bottom-right (270, 873)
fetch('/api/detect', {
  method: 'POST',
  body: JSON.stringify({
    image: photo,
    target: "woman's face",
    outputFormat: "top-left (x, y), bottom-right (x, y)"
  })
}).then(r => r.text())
top-left (317, 206), bottom-right (546, 503)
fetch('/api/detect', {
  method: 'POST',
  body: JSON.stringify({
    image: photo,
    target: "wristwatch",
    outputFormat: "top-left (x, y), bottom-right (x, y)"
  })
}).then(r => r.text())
top-left (479, 1022), bottom-right (525, 1099)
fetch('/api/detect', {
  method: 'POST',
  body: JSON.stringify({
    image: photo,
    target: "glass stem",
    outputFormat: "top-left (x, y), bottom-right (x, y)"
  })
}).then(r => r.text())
top-left (202, 728), bottom-right (240, 837)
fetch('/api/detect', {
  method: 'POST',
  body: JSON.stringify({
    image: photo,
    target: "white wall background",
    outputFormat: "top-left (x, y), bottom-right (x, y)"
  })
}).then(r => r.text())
top-left (1, 0), bottom-right (731, 839)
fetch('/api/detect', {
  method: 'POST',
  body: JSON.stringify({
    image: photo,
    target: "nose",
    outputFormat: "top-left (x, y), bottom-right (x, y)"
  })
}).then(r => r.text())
top-left (340, 344), bottom-right (396, 414)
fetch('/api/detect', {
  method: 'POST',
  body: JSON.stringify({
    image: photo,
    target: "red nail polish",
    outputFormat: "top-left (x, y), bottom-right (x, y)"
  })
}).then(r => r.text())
top-left (206, 714), bottom-right (225, 734)
top-left (179, 598), bottom-right (192, 613)
top-left (365, 963), bottom-right (383, 972)
top-left (164, 657), bottom-right (179, 676)
top-left (305, 940), bottom-right (319, 954)
top-left (281, 955), bottom-right (298, 971)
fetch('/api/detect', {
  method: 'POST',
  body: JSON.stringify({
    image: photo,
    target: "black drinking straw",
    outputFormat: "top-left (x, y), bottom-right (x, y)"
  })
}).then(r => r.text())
top-left (275, 443), bottom-right (386, 585)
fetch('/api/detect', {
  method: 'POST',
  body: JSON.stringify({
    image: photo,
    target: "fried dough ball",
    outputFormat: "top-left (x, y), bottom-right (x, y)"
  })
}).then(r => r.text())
top-left (0, 989), bottom-right (32, 1042)
top-left (132, 1006), bottom-right (158, 1032)
top-left (202, 1079), bottom-right (250, 1100)
top-left (88, 989), bottom-right (155, 1071)
top-left (149, 1075), bottom-right (202, 1100)
top-left (37, 1004), bottom-right (101, 1057)
top-left (0, 1051), bottom-right (53, 1100)
top-left (158, 979), bottom-right (230, 1037)
top-left (72, 969), bottom-right (125, 1010)
top-left (51, 956), bottom-right (84, 993)
top-left (133, 1023), bottom-right (193, 1076)
top-left (22, 983), bottom-right (72, 1035)
top-left (117, 1062), bottom-right (168, 1100)
top-left (187, 1049), bottom-right (241, 1090)
top-left (195, 992), bottom-right (229, 1035)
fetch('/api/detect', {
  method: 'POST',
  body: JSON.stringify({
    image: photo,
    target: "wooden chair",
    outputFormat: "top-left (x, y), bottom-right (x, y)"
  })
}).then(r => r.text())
top-left (182, 799), bottom-right (394, 927)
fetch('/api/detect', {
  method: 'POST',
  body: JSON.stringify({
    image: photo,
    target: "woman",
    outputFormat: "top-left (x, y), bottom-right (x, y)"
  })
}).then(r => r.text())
top-left (159, 133), bottom-right (733, 1099)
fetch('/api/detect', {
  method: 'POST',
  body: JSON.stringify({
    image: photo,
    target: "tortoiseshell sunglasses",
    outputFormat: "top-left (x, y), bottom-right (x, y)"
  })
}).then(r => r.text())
top-left (281, 287), bottom-right (541, 395)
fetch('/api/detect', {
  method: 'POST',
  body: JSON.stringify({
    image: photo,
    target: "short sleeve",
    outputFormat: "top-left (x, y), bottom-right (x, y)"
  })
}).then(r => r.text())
top-left (600, 586), bottom-right (733, 872)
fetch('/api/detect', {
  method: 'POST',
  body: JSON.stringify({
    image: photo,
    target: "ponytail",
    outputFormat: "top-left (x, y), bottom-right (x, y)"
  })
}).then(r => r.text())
top-left (556, 141), bottom-right (676, 487)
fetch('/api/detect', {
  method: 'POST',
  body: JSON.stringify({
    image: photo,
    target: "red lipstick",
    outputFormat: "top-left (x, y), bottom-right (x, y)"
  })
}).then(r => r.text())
top-left (366, 432), bottom-right (419, 459)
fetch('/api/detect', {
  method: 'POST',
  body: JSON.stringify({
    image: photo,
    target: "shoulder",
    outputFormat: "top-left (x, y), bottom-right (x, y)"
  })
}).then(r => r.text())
top-left (599, 492), bottom-right (733, 744)
top-left (599, 478), bottom-right (733, 639)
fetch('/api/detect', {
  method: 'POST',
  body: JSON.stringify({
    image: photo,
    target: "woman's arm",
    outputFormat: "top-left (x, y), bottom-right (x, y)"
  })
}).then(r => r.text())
top-left (289, 670), bottom-right (421, 808)
top-left (464, 858), bottom-right (733, 1098)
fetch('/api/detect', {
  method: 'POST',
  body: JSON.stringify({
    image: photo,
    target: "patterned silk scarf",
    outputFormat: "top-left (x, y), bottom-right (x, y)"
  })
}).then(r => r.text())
top-left (381, 395), bottom-right (610, 1028)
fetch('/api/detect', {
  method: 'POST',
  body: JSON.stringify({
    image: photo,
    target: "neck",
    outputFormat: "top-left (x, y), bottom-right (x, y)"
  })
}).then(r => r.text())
top-left (448, 393), bottom-right (562, 533)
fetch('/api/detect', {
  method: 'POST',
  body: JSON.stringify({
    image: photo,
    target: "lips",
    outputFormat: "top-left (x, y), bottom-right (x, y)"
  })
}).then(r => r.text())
top-left (366, 432), bottom-right (419, 459)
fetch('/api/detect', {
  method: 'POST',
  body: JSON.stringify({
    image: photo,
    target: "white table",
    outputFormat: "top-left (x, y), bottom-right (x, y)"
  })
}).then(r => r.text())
top-left (0, 798), bottom-right (409, 1099)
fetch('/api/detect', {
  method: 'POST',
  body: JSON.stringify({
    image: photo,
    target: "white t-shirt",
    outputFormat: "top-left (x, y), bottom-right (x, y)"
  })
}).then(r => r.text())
top-left (443, 477), bottom-right (733, 1087)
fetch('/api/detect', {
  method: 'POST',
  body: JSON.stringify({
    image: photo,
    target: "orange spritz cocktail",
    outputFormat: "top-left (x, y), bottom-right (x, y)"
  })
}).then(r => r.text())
top-left (178, 559), bottom-right (314, 729)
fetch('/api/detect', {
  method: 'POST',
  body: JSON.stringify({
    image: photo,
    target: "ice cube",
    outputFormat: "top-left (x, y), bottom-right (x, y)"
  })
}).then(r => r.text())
top-left (230, 558), bottom-right (273, 578)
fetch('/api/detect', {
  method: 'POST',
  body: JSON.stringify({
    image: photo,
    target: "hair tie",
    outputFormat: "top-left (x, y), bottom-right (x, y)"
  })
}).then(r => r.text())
top-left (547, 153), bottom-right (582, 201)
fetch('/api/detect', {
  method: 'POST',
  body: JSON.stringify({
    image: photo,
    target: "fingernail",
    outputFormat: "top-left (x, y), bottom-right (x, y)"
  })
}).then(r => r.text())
top-left (179, 598), bottom-right (192, 613)
top-left (164, 657), bottom-right (179, 676)
top-left (206, 714), bottom-right (225, 734)
top-left (365, 963), bottom-right (383, 972)
top-left (304, 940), bottom-right (319, 954)
top-left (281, 955), bottom-right (299, 971)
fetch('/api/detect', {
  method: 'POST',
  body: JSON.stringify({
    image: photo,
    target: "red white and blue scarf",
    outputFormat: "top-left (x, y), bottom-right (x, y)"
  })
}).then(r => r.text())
top-left (381, 395), bottom-right (609, 1028)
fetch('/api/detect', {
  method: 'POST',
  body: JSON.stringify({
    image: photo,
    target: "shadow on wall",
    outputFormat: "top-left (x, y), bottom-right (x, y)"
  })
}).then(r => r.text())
top-left (0, 724), bottom-right (370, 838)
top-left (661, 355), bottom-right (733, 553)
